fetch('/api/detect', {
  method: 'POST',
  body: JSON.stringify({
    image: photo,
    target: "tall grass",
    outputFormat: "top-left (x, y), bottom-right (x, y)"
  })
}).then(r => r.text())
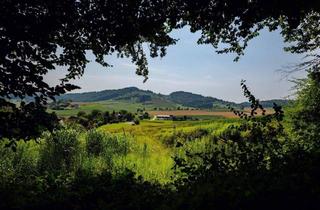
top-left (83, 130), bottom-right (135, 174)
top-left (38, 129), bottom-right (82, 173)
top-left (0, 119), bottom-right (237, 185)
top-left (0, 118), bottom-right (249, 210)
top-left (0, 139), bottom-right (39, 183)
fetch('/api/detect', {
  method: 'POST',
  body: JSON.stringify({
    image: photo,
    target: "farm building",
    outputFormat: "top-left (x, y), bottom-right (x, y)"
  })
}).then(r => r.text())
top-left (154, 115), bottom-right (174, 120)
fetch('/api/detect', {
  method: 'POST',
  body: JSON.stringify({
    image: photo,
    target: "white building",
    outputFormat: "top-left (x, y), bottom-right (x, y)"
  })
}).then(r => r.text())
top-left (155, 115), bottom-right (173, 120)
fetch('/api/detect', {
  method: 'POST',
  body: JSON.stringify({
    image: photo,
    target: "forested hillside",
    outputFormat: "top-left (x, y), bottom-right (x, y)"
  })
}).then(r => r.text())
top-left (59, 87), bottom-right (288, 109)
top-left (168, 91), bottom-right (237, 108)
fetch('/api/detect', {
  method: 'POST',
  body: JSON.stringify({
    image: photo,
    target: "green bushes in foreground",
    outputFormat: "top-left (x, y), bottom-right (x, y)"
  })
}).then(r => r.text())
top-left (169, 76), bottom-right (320, 210)
top-left (0, 128), bottom-right (171, 210)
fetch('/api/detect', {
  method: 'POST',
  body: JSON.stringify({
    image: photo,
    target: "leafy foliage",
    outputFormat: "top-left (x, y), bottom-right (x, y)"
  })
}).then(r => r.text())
top-left (1, 0), bottom-right (319, 139)
top-left (171, 81), bottom-right (320, 209)
top-left (68, 109), bottom-right (135, 129)
top-left (289, 70), bottom-right (320, 147)
top-left (38, 129), bottom-right (81, 173)
top-left (0, 101), bottom-right (59, 144)
top-left (86, 130), bottom-right (106, 156)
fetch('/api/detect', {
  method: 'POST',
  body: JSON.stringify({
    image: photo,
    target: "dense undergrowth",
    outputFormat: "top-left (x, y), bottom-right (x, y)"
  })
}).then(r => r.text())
top-left (1, 73), bottom-right (320, 210)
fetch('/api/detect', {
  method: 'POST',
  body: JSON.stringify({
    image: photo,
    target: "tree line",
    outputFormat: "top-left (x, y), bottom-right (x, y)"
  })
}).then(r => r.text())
top-left (67, 109), bottom-right (150, 129)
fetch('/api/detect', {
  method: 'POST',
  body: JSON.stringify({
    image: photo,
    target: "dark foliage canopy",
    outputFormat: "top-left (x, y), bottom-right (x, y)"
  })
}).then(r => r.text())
top-left (1, 0), bottom-right (320, 140)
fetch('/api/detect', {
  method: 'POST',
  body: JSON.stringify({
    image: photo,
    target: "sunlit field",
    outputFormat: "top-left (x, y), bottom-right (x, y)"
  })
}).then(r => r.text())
top-left (48, 101), bottom-right (147, 117)
top-left (98, 119), bottom-right (238, 183)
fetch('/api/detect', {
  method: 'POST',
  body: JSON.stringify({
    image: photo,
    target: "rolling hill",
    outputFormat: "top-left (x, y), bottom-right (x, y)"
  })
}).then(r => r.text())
top-left (167, 91), bottom-right (236, 109)
top-left (59, 87), bottom-right (178, 109)
top-left (239, 99), bottom-right (292, 108)
top-left (58, 87), bottom-right (290, 110)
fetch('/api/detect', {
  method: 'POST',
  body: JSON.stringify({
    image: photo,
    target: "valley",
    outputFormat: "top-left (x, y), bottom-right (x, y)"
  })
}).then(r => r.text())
top-left (51, 87), bottom-right (285, 118)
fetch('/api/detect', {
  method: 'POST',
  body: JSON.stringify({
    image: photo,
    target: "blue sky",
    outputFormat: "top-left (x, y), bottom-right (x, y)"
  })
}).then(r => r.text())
top-left (47, 27), bottom-right (306, 103)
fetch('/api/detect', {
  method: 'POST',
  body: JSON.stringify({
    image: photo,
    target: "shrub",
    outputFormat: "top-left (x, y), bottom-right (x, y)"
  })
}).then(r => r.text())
top-left (0, 140), bottom-right (39, 183)
top-left (219, 125), bottom-right (242, 142)
top-left (171, 82), bottom-right (304, 209)
top-left (86, 129), bottom-right (105, 156)
top-left (84, 130), bottom-right (133, 171)
top-left (104, 134), bottom-right (131, 156)
top-left (133, 117), bottom-right (140, 125)
top-left (289, 71), bottom-right (320, 147)
top-left (38, 129), bottom-right (81, 173)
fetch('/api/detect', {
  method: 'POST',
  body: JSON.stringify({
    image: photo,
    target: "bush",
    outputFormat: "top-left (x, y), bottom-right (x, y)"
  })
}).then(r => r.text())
top-left (0, 140), bottom-right (39, 183)
top-left (289, 71), bottom-right (320, 147)
top-left (104, 134), bottom-right (131, 156)
top-left (133, 117), bottom-right (140, 125)
top-left (84, 130), bottom-right (133, 171)
top-left (86, 130), bottom-right (105, 156)
top-left (219, 125), bottom-right (242, 142)
top-left (170, 82), bottom-right (320, 210)
top-left (38, 129), bottom-right (81, 173)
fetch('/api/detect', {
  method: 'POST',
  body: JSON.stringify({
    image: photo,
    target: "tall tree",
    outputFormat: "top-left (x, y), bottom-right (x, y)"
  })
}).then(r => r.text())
top-left (289, 70), bottom-right (320, 147)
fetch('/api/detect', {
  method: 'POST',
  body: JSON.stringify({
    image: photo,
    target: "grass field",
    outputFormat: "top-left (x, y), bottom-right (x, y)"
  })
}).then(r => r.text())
top-left (49, 100), bottom-right (183, 117)
top-left (48, 99), bottom-right (242, 183)
top-left (49, 100), bottom-right (145, 116)
top-left (49, 99), bottom-right (274, 119)
top-left (98, 119), bottom-right (238, 183)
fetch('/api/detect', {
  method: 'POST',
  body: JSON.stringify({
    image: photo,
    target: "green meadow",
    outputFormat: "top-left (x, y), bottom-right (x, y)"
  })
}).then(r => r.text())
top-left (0, 118), bottom-right (237, 185)
top-left (48, 100), bottom-right (217, 117)
top-left (96, 119), bottom-right (238, 183)
top-left (49, 100), bottom-right (147, 117)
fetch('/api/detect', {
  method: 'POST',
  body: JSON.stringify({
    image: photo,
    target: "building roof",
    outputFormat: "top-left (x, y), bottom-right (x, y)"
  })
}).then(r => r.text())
top-left (156, 115), bottom-right (173, 117)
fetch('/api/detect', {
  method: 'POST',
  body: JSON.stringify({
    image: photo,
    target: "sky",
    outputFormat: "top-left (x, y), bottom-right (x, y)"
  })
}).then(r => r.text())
top-left (46, 27), bottom-right (307, 103)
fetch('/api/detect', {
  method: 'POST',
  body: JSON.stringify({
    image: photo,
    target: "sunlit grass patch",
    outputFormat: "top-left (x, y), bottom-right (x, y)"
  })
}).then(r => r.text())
top-left (98, 118), bottom-right (238, 183)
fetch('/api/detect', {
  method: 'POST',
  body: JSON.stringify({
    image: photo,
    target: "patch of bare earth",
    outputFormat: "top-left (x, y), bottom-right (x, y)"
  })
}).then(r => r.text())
top-left (149, 110), bottom-right (238, 118)
top-left (149, 108), bottom-right (274, 119)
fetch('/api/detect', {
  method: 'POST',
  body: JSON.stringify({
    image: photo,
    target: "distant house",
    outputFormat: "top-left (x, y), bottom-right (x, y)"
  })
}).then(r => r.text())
top-left (155, 115), bottom-right (173, 120)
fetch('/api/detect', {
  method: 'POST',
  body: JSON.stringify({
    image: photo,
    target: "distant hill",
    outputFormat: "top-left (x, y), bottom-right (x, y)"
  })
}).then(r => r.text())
top-left (167, 91), bottom-right (237, 109)
top-left (239, 99), bottom-right (291, 108)
top-left (59, 87), bottom-right (148, 102)
top-left (59, 87), bottom-right (290, 109)
top-left (59, 87), bottom-right (179, 109)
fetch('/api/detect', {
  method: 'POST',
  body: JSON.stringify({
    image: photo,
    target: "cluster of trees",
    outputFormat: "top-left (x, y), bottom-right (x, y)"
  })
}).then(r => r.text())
top-left (68, 110), bottom-right (137, 129)
top-left (67, 109), bottom-right (150, 129)
top-left (48, 100), bottom-right (78, 110)
top-left (172, 115), bottom-right (198, 121)
top-left (136, 108), bottom-right (150, 120)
